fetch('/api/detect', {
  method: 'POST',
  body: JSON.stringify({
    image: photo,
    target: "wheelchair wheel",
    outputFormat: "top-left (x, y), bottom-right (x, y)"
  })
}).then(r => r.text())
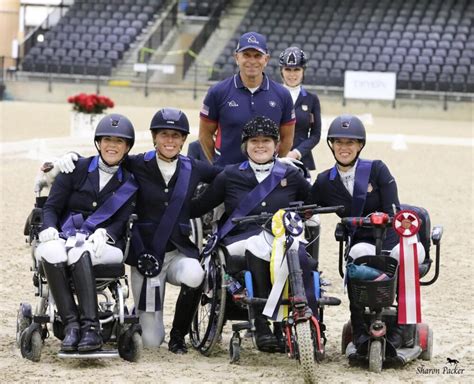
top-left (295, 321), bottom-right (317, 384)
top-left (118, 328), bottom-right (143, 362)
top-left (419, 324), bottom-right (433, 361)
top-left (229, 332), bottom-right (241, 364)
top-left (190, 247), bottom-right (226, 356)
top-left (16, 303), bottom-right (32, 348)
top-left (20, 324), bottom-right (42, 362)
top-left (369, 339), bottom-right (383, 373)
top-left (189, 218), bottom-right (204, 251)
top-left (341, 320), bottom-right (352, 354)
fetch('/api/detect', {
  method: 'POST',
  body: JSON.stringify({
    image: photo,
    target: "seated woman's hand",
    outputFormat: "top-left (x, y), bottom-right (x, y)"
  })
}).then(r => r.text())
top-left (87, 228), bottom-right (108, 258)
top-left (39, 227), bottom-right (59, 243)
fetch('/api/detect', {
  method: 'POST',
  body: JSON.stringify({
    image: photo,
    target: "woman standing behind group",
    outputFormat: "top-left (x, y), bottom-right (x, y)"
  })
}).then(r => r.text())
top-left (279, 46), bottom-right (321, 172)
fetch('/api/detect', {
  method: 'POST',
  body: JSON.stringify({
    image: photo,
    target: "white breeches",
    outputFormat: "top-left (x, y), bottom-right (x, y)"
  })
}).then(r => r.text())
top-left (349, 242), bottom-right (426, 265)
top-left (35, 238), bottom-right (124, 265)
top-left (226, 230), bottom-right (275, 262)
top-left (131, 249), bottom-right (204, 347)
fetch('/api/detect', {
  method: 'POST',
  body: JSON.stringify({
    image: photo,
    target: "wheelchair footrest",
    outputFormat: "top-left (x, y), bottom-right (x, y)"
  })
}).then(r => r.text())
top-left (231, 322), bottom-right (251, 332)
top-left (318, 296), bottom-right (341, 306)
top-left (58, 349), bottom-right (119, 359)
top-left (33, 315), bottom-right (50, 324)
top-left (123, 315), bottom-right (139, 324)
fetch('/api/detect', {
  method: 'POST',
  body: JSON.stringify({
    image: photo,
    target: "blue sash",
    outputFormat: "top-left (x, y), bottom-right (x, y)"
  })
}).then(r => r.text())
top-left (351, 159), bottom-right (373, 217)
top-left (329, 159), bottom-right (373, 217)
top-left (203, 160), bottom-right (287, 255)
top-left (61, 173), bottom-right (138, 240)
top-left (135, 155), bottom-right (192, 312)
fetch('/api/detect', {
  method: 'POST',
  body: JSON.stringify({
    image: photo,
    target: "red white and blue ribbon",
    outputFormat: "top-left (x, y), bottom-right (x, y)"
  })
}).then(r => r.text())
top-left (393, 210), bottom-right (422, 324)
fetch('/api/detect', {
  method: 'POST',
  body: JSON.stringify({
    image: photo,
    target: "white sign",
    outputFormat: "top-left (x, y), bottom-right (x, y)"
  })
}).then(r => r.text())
top-left (344, 71), bottom-right (396, 101)
top-left (133, 63), bottom-right (176, 74)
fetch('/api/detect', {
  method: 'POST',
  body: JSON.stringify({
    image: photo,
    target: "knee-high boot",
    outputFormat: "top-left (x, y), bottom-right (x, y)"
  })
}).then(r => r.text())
top-left (246, 251), bottom-right (278, 350)
top-left (69, 252), bottom-right (102, 352)
top-left (350, 302), bottom-right (369, 347)
top-left (42, 260), bottom-right (81, 351)
top-left (168, 282), bottom-right (204, 354)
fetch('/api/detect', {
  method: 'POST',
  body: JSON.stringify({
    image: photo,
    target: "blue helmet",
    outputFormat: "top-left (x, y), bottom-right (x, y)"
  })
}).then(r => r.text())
top-left (327, 114), bottom-right (366, 143)
top-left (150, 107), bottom-right (190, 135)
top-left (95, 113), bottom-right (135, 149)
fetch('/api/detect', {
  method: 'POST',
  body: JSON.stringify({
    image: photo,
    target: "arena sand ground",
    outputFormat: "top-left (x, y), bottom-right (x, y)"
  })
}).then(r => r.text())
top-left (0, 98), bottom-right (472, 383)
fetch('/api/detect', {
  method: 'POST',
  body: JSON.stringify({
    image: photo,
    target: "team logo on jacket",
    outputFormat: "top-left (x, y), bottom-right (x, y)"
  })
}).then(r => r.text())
top-left (280, 178), bottom-right (287, 187)
top-left (269, 101), bottom-right (276, 107)
top-left (228, 100), bottom-right (239, 107)
top-left (367, 183), bottom-right (373, 192)
top-left (302, 104), bottom-right (308, 111)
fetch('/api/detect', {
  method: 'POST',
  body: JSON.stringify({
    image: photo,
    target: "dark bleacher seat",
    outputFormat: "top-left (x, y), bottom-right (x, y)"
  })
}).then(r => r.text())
top-left (346, 61), bottom-right (360, 71)
top-left (387, 63), bottom-right (400, 72)
top-left (424, 72), bottom-right (438, 91)
top-left (410, 72), bottom-right (424, 90)
top-left (451, 74), bottom-right (466, 92)
top-left (397, 71), bottom-right (410, 89)
top-left (74, 41), bottom-right (86, 50)
top-left (466, 74), bottom-right (474, 93)
top-left (106, 50), bottom-right (119, 66)
top-left (314, 68), bottom-right (328, 86)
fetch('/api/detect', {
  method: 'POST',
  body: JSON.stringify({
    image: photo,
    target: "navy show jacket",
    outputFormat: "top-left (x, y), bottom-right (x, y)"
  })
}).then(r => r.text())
top-left (41, 156), bottom-right (136, 250)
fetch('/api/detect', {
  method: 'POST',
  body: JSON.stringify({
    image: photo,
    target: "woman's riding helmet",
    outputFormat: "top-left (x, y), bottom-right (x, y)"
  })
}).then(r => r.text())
top-left (149, 107), bottom-right (190, 135)
top-left (241, 116), bottom-right (280, 143)
top-left (95, 113), bottom-right (135, 149)
top-left (278, 46), bottom-right (307, 68)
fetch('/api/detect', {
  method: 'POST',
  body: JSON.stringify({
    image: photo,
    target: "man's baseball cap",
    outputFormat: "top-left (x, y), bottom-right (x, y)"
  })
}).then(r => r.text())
top-left (235, 32), bottom-right (268, 54)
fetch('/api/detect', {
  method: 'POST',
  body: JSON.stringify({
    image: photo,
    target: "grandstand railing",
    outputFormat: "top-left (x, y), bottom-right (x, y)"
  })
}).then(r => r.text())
top-left (137, 0), bottom-right (178, 64)
top-left (182, 0), bottom-right (229, 79)
top-left (20, 0), bottom-right (72, 61)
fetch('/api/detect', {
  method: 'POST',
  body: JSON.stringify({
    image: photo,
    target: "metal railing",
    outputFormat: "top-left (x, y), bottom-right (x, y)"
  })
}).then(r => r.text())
top-left (137, 1), bottom-right (178, 64)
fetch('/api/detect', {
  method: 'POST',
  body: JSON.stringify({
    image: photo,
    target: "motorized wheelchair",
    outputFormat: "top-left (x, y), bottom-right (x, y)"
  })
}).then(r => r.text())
top-left (190, 204), bottom-right (343, 383)
top-left (335, 204), bottom-right (443, 373)
top-left (17, 193), bottom-right (143, 362)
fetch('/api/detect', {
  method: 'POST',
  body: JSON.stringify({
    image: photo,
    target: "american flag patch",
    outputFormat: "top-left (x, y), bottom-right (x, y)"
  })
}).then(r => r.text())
top-left (200, 104), bottom-right (209, 116)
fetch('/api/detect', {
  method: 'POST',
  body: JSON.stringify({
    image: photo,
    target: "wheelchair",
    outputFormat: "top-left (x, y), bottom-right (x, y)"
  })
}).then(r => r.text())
top-left (17, 196), bottom-right (143, 362)
top-left (190, 204), bottom-right (343, 382)
top-left (335, 205), bottom-right (443, 373)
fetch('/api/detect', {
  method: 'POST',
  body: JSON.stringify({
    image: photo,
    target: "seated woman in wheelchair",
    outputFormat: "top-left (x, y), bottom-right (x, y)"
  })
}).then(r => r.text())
top-left (35, 114), bottom-right (137, 353)
top-left (191, 116), bottom-right (310, 351)
top-left (306, 114), bottom-right (425, 349)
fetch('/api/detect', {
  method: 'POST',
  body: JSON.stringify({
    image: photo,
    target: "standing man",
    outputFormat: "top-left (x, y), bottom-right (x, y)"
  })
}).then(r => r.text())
top-left (199, 31), bottom-right (296, 166)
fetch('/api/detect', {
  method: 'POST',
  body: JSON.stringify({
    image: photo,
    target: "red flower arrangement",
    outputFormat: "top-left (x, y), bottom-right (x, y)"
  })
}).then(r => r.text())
top-left (67, 93), bottom-right (114, 114)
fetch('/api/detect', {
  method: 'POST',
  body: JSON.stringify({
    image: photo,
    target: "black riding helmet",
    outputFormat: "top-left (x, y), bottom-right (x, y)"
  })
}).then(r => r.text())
top-left (150, 107), bottom-right (190, 135)
top-left (327, 114), bottom-right (366, 167)
top-left (241, 116), bottom-right (280, 143)
top-left (94, 113), bottom-right (135, 165)
top-left (278, 46), bottom-right (307, 68)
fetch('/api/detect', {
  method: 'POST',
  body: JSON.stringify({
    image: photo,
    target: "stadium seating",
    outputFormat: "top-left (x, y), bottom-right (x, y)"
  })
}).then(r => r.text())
top-left (211, 0), bottom-right (473, 93)
top-left (21, 0), bottom-right (166, 75)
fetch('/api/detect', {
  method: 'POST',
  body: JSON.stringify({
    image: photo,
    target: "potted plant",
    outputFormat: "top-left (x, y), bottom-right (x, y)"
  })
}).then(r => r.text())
top-left (68, 93), bottom-right (114, 137)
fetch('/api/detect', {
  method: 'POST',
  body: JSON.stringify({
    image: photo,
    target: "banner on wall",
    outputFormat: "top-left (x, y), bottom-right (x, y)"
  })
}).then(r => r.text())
top-left (344, 71), bottom-right (396, 101)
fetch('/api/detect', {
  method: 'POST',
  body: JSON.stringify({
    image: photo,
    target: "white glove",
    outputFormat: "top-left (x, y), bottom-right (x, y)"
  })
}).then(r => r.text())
top-left (87, 228), bottom-right (108, 258)
top-left (39, 227), bottom-right (59, 243)
top-left (278, 157), bottom-right (303, 169)
top-left (54, 152), bottom-right (79, 174)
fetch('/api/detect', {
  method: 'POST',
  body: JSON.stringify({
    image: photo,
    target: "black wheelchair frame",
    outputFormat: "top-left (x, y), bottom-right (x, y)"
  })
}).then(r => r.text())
top-left (335, 205), bottom-right (443, 373)
top-left (189, 204), bottom-right (344, 384)
top-left (17, 198), bottom-right (143, 362)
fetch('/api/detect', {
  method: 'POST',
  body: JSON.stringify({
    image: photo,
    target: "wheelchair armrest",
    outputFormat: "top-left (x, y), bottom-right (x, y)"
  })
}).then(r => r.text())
top-left (24, 207), bottom-right (43, 236)
top-left (334, 222), bottom-right (347, 242)
top-left (431, 225), bottom-right (443, 245)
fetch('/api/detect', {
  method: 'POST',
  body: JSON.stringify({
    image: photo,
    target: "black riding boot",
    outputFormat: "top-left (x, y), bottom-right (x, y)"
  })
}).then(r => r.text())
top-left (169, 283), bottom-right (203, 354)
top-left (69, 252), bottom-right (102, 352)
top-left (350, 302), bottom-right (369, 348)
top-left (42, 261), bottom-right (81, 351)
top-left (246, 251), bottom-right (278, 351)
top-left (305, 224), bottom-right (321, 266)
